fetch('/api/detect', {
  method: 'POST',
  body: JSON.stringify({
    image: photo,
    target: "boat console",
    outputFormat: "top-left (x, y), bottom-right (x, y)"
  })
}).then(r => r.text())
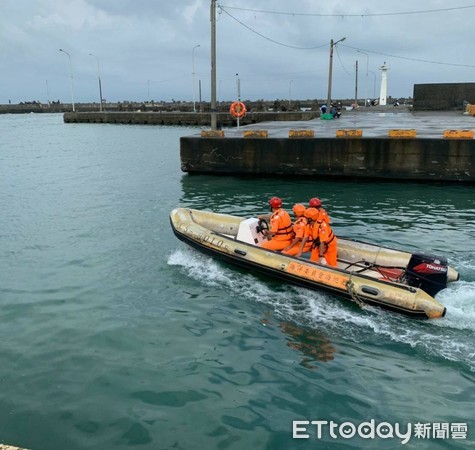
top-left (236, 218), bottom-right (267, 245)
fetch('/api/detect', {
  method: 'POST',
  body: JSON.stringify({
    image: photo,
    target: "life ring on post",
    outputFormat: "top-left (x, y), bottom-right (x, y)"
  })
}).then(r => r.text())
top-left (230, 101), bottom-right (246, 119)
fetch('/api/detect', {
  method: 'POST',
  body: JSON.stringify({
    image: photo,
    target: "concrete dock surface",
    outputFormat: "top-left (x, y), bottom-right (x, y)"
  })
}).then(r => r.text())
top-left (221, 108), bottom-right (475, 139)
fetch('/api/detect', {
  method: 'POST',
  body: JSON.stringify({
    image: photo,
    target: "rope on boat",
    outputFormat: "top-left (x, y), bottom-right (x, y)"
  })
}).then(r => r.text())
top-left (343, 260), bottom-right (372, 273)
top-left (344, 259), bottom-right (401, 282)
top-left (346, 276), bottom-right (367, 308)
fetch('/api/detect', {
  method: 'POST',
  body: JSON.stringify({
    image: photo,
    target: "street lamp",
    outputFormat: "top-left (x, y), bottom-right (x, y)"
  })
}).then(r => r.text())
top-left (289, 79), bottom-right (293, 107)
top-left (59, 48), bottom-right (75, 112)
top-left (357, 50), bottom-right (369, 106)
top-left (192, 44), bottom-right (200, 112)
top-left (326, 37), bottom-right (346, 110)
top-left (89, 53), bottom-right (103, 111)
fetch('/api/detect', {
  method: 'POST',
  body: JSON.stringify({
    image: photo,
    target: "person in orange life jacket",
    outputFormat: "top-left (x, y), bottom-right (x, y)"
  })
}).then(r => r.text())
top-left (308, 197), bottom-right (331, 224)
top-left (258, 197), bottom-right (294, 251)
top-left (304, 207), bottom-right (338, 267)
top-left (282, 204), bottom-right (313, 256)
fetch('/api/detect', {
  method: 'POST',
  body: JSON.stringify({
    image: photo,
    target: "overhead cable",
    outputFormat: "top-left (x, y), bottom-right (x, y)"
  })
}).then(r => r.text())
top-left (219, 4), bottom-right (475, 18)
top-left (218, 6), bottom-right (327, 50)
top-left (342, 44), bottom-right (475, 68)
top-left (218, 5), bottom-right (475, 69)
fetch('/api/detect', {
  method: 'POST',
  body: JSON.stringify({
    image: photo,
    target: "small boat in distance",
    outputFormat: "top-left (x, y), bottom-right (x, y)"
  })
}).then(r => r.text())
top-left (169, 208), bottom-right (460, 320)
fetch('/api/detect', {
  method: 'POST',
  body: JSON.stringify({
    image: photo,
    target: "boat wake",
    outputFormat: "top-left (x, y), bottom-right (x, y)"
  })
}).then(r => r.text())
top-left (168, 247), bottom-right (475, 372)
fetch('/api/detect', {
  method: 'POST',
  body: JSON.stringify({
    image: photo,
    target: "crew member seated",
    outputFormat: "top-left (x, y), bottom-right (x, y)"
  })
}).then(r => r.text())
top-left (304, 207), bottom-right (338, 267)
top-left (258, 197), bottom-right (294, 251)
top-left (282, 204), bottom-right (313, 257)
top-left (308, 197), bottom-right (331, 224)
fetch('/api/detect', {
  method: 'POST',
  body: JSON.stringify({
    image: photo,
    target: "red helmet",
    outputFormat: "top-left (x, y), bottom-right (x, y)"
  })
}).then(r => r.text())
top-left (269, 197), bottom-right (283, 209)
top-left (304, 207), bottom-right (320, 221)
top-left (292, 203), bottom-right (306, 216)
top-left (309, 197), bottom-right (322, 208)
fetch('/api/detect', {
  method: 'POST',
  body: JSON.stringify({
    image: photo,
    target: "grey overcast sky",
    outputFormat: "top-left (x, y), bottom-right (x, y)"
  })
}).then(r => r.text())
top-left (1, 0), bottom-right (474, 104)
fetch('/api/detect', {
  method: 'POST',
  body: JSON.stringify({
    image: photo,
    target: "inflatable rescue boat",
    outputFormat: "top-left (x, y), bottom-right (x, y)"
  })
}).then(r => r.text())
top-left (170, 208), bottom-right (460, 319)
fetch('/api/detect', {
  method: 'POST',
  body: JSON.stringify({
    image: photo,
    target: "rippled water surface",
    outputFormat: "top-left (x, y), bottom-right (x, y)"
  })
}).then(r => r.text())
top-left (0, 114), bottom-right (474, 449)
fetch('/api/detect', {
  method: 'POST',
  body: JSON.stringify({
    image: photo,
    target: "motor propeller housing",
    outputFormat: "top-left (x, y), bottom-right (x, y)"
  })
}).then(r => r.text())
top-left (405, 253), bottom-right (449, 296)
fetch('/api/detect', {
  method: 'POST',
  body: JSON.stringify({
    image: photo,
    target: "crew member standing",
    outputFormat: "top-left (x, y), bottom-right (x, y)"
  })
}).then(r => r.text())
top-left (259, 197), bottom-right (294, 251)
top-left (282, 204), bottom-right (312, 257)
top-left (304, 207), bottom-right (338, 267)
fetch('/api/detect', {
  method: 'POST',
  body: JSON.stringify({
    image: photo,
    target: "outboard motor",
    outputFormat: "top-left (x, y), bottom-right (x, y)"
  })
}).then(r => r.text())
top-left (405, 253), bottom-right (448, 297)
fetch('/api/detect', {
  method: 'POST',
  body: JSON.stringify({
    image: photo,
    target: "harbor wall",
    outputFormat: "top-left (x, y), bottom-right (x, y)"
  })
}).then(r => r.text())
top-left (413, 83), bottom-right (475, 111)
top-left (180, 136), bottom-right (475, 182)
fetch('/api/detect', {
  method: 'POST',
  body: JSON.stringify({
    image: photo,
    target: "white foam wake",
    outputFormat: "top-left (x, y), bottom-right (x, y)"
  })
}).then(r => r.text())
top-left (168, 247), bottom-right (475, 372)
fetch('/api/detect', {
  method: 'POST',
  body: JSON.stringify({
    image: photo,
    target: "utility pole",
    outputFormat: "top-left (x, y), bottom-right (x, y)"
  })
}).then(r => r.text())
top-left (89, 53), bottom-right (103, 111)
top-left (199, 79), bottom-right (202, 111)
top-left (46, 79), bottom-right (50, 107)
top-left (326, 37), bottom-right (345, 111)
top-left (192, 44), bottom-right (200, 112)
top-left (355, 60), bottom-right (358, 107)
top-left (210, 0), bottom-right (217, 129)
top-left (357, 50), bottom-right (369, 106)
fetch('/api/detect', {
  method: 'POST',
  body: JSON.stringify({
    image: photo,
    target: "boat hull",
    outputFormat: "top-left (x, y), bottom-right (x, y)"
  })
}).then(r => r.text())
top-left (170, 208), bottom-right (450, 319)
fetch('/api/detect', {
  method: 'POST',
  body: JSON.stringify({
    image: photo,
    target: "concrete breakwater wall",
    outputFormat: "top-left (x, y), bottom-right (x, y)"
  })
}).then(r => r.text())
top-left (63, 111), bottom-right (318, 126)
top-left (413, 82), bottom-right (475, 111)
top-left (180, 135), bottom-right (475, 182)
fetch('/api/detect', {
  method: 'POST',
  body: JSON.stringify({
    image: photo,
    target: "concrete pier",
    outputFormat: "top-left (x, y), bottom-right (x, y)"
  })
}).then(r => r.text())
top-left (180, 110), bottom-right (475, 182)
top-left (63, 110), bottom-right (317, 126)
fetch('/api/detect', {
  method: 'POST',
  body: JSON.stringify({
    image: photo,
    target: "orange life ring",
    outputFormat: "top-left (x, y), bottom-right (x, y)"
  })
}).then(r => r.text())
top-left (230, 101), bottom-right (246, 118)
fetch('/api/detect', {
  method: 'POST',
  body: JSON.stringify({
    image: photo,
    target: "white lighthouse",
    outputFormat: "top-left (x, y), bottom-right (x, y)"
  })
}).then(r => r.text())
top-left (379, 62), bottom-right (389, 106)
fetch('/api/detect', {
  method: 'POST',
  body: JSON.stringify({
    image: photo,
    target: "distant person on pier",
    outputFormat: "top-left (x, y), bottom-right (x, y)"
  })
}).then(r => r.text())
top-left (330, 104), bottom-right (341, 119)
top-left (258, 197), bottom-right (294, 251)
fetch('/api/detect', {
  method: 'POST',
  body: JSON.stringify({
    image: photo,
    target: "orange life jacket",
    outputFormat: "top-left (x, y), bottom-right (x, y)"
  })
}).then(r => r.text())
top-left (270, 208), bottom-right (294, 241)
top-left (311, 220), bottom-right (336, 246)
top-left (317, 207), bottom-right (331, 224)
top-left (292, 217), bottom-right (307, 239)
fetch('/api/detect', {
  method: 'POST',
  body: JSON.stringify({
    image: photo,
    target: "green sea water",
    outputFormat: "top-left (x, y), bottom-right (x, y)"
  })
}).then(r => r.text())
top-left (0, 113), bottom-right (474, 449)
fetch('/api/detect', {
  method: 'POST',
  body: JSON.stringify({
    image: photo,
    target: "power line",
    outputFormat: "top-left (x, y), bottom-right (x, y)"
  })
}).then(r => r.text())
top-left (219, 4), bottom-right (475, 18)
top-left (219, 4), bottom-right (475, 69)
top-left (218, 6), bottom-right (328, 50)
top-left (342, 44), bottom-right (475, 68)
top-left (219, 5), bottom-right (475, 70)
top-left (334, 46), bottom-right (352, 76)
